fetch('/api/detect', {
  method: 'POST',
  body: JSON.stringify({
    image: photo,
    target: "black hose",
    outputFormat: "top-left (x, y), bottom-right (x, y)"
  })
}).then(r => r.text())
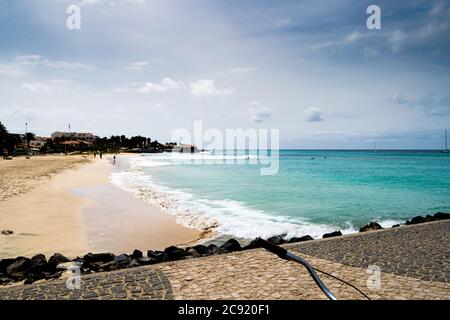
top-left (312, 266), bottom-right (371, 300)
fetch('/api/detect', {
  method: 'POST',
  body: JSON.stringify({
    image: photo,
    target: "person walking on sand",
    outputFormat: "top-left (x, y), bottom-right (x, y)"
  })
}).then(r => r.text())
top-left (100, 151), bottom-right (103, 159)
top-left (113, 155), bottom-right (116, 165)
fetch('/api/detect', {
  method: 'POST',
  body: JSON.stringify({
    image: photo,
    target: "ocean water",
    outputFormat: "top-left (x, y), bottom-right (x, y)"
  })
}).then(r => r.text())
top-left (110, 150), bottom-right (450, 240)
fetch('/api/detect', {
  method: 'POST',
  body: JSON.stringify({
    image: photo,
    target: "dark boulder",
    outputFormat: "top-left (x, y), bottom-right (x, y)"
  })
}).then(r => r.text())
top-left (287, 235), bottom-right (314, 243)
top-left (163, 246), bottom-right (186, 260)
top-left (83, 253), bottom-right (115, 264)
top-left (267, 235), bottom-right (286, 245)
top-left (115, 254), bottom-right (131, 262)
top-left (96, 260), bottom-right (120, 272)
top-left (126, 260), bottom-right (141, 268)
top-left (6, 257), bottom-right (31, 280)
top-left (207, 244), bottom-right (218, 254)
top-left (138, 257), bottom-right (159, 265)
top-left (1, 230), bottom-right (14, 235)
top-left (185, 248), bottom-right (201, 258)
top-left (217, 239), bottom-right (242, 253)
top-left (0, 258), bottom-right (14, 274)
top-left (433, 212), bottom-right (450, 220)
top-left (148, 250), bottom-right (170, 262)
top-left (322, 231), bottom-right (342, 239)
top-left (48, 253), bottom-right (70, 270)
top-left (30, 254), bottom-right (48, 273)
top-left (392, 224), bottom-right (400, 228)
top-left (192, 245), bottom-right (210, 255)
top-left (131, 249), bottom-right (143, 259)
top-left (147, 250), bottom-right (158, 259)
top-left (359, 222), bottom-right (383, 232)
top-left (242, 239), bottom-right (259, 250)
top-left (406, 216), bottom-right (425, 225)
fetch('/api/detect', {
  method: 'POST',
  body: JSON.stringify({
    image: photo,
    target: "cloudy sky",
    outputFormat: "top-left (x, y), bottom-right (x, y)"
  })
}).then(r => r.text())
top-left (0, 0), bottom-right (449, 149)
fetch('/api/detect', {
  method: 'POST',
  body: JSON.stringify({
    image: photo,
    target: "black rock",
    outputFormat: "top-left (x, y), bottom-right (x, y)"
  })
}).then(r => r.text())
top-left (138, 257), bottom-right (159, 265)
top-left (185, 248), bottom-right (201, 258)
top-left (48, 253), bottom-right (70, 270)
top-left (30, 254), bottom-right (48, 273)
top-left (163, 246), bottom-right (186, 260)
top-left (126, 260), bottom-right (141, 268)
top-left (207, 244), bottom-right (218, 254)
top-left (97, 260), bottom-right (120, 272)
top-left (287, 235), bottom-right (314, 243)
top-left (1, 230), bottom-right (14, 236)
top-left (192, 245), bottom-right (209, 255)
top-left (392, 224), bottom-right (400, 228)
top-left (148, 250), bottom-right (170, 262)
top-left (267, 235), bottom-right (286, 245)
top-left (6, 257), bottom-right (31, 280)
top-left (115, 254), bottom-right (131, 263)
top-left (44, 271), bottom-right (63, 280)
top-left (242, 239), bottom-right (260, 250)
top-left (147, 250), bottom-right (158, 259)
top-left (406, 216), bottom-right (425, 225)
top-left (322, 231), bottom-right (342, 239)
top-left (131, 249), bottom-right (143, 259)
top-left (359, 222), bottom-right (383, 233)
top-left (433, 212), bottom-right (450, 220)
top-left (0, 277), bottom-right (12, 285)
top-left (83, 253), bottom-right (115, 264)
top-left (0, 258), bottom-right (14, 274)
top-left (217, 239), bottom-right (242, 253)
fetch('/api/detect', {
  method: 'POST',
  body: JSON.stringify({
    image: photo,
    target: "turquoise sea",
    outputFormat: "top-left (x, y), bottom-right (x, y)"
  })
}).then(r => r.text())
top-left (111, 150), bottom-right (450, 239)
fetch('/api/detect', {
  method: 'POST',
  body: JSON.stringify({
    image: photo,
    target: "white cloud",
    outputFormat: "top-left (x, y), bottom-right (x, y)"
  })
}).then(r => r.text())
top-left (14, 54), bottom-right (92, 71)
top-left (249, 101), bottom-right (271, 122)
top-left (0, 64), bottom-right (26, 76)
top-left (344, 31), bottom-right (365, 43)
top-left (387, 93), bottom-right (409, 105)
top-left (190, 79), bottom-right (235, 97)
top-left (137, 77), bottom-right (184, 93)
top-left (274, 18), bottom-right (293, 28)
top-left (125, 61), bottom-right (150, 71)
top-left (387, 92), bottom-right (450, 117)
top-left (301, 107), bottom-right (324, 122)
top-left (21, 82), bottom-right (51, 93)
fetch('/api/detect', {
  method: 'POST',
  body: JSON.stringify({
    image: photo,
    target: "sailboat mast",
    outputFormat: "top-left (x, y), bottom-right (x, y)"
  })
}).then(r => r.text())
top-left (446, 129), bottom-right (448, 151)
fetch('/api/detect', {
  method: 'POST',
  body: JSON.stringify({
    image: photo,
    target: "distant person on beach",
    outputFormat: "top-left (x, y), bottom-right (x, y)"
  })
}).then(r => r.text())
top-left (100, 151), bottom-right (103, 159)
top-left (94, 151), bottom-right (97, 158)
top-left (113, 155), bottom-right (116, 165)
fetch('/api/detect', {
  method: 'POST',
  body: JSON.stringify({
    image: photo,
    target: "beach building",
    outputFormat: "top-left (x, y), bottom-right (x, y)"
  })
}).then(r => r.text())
top-left (172, 144), bottom-right (198, 153)
top-left (51, 131), bottom-right (98, 142)
top-left (29, 136), bottom-right (49, 148)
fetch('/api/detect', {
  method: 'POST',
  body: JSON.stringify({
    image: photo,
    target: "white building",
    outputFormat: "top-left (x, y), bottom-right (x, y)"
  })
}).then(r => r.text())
top-left (51, 131), bottom-right (97, 142)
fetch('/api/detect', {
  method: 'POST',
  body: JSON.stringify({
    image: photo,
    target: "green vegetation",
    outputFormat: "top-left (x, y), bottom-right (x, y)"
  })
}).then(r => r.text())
top-left (0, 121), bottom-right (178, 156)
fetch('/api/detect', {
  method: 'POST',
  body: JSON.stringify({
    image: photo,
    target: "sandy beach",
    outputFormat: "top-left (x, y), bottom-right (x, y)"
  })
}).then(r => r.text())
top-left (0, 155), bottom-right (199, 259)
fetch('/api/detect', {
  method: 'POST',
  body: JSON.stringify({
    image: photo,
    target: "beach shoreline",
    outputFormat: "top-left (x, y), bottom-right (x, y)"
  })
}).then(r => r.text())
top-left (0, 154), bottom-right (200, 259)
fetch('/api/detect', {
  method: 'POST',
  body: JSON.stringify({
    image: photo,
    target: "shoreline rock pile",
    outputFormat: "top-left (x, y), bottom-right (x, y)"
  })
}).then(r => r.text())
top-left (0, 211), bottom-right (448, 286)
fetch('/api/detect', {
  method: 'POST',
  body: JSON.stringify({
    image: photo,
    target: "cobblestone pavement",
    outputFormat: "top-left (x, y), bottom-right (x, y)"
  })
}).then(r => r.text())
top-left (0, 269), bottom-right (172, 300)
top-left (0, 221), bottom-right (449, 300)
top-left (288, 220), bottom-right (450, 283)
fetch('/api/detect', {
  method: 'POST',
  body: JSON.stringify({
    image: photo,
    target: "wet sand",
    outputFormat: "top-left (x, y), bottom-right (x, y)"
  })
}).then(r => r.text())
top-left (0, 154), bottom-right (199, 259)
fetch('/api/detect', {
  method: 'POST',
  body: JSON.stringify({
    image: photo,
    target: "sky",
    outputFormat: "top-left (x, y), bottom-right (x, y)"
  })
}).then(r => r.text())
top-left (0, 0), bottom-right (449, 149)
